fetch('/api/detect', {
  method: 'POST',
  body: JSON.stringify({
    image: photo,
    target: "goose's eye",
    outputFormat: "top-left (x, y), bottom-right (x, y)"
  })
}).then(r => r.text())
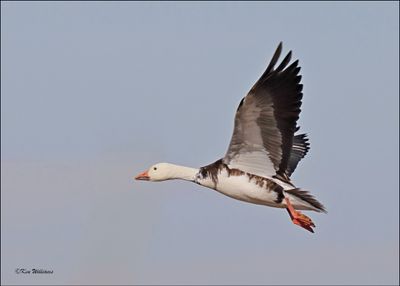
top-left (153, 167), bottom-right (157, 171)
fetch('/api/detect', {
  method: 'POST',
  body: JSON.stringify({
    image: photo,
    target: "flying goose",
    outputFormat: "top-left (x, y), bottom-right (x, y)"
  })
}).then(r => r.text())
top-left (135, 43), bottom-right (326, 233)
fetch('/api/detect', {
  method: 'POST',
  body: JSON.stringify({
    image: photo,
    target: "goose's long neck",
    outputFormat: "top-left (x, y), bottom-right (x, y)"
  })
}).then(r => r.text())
top-left (168, 164), bottom-right (199, 182)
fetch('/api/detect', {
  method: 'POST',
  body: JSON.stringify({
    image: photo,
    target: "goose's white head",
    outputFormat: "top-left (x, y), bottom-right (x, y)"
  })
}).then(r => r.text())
top-left (135, 163), bottom-right (176, 182)
top-left (135, 163), bottom-right (198, 182)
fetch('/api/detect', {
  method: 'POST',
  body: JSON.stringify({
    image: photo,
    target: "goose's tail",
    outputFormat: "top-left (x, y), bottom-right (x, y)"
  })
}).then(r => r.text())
top-left (284, 188), bottom-right (327, 213)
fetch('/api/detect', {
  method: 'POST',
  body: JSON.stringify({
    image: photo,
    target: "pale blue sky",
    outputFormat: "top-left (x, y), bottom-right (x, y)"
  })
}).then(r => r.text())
top-left (1, 2), bottom-right (399, 285)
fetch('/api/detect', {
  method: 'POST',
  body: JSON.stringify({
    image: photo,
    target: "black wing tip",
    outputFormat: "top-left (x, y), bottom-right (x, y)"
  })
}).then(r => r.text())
top-left (266, 42), bottom-right (283, 73)
top-left (267, 43), bottom-right (299, 75)
top-left (277, 41), bottom-right (283, 51)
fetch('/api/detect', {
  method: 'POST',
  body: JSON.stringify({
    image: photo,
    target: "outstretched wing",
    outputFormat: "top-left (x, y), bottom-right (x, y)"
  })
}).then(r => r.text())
top-left (223, 42), bottom-right (304, 180)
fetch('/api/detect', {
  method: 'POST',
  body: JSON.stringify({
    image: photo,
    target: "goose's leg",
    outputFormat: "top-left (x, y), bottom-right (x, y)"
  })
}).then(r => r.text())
top-left (285, 197), bottom-right (315, 233)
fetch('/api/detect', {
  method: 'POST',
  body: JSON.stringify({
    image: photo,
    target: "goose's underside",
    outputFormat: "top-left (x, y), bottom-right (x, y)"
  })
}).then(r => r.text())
top-left (195, 159), bottom-right (325, 233)
top-left (195, 160), bottom-right (324, 233)
top-left (197, 159), bottom-right (325, 213)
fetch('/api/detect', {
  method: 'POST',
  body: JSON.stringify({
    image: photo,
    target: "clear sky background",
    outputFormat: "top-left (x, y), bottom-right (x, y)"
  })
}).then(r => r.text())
top-left (1, 2), bottom-right (399, 285)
